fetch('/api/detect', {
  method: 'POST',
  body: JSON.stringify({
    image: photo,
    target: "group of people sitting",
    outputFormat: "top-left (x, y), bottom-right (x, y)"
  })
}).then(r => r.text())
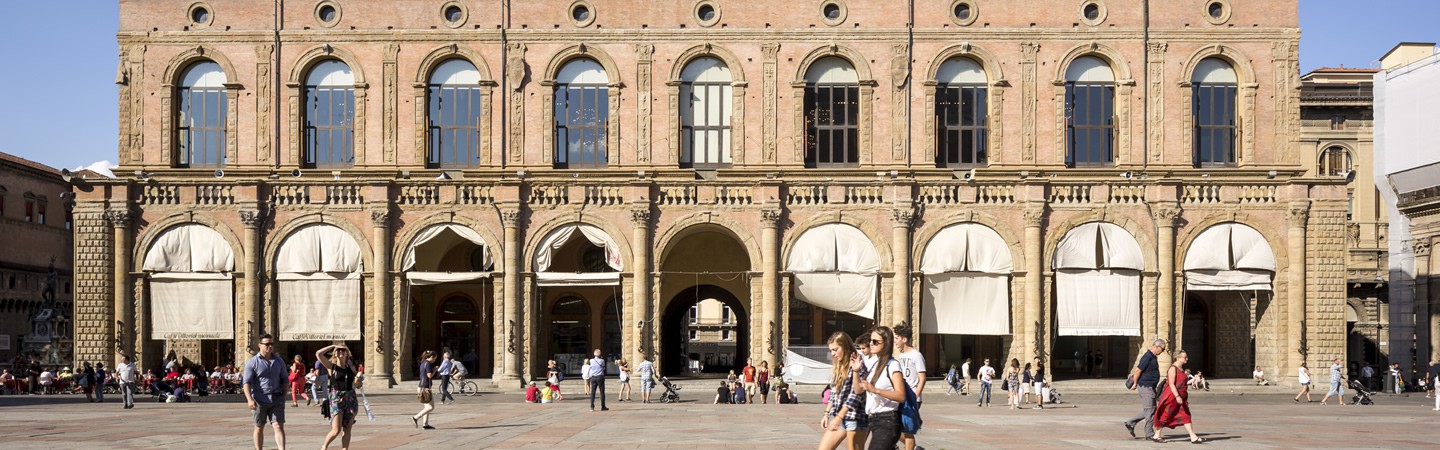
top-left (716, 378), bottom-right (795, 404)
top-left (523, 381), bottom-right (564, 403)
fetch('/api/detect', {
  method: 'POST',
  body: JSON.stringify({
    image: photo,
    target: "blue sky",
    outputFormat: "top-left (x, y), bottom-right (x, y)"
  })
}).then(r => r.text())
top-left (1, 0), bottom-right (1436, 171)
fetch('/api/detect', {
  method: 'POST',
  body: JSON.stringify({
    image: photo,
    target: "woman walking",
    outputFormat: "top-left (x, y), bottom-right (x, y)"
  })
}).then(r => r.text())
top-left (616, 359), bottom-right (632, 402)
top-left (1020, 362), bottom-right (1033, 405)
top-left (758, 361), bottom-right (771, 404)
top-left (413, 350), bottom-right (437, 430)
top-left (1295, 362), bottom-right (1313, 403)
top-left (852, 326), bottom-right (906, 450)
top-left (1152, 350), bottom-right (1203, 444)
top-left (1032, 358), bottom-right (1046, 409)
top-left (317, 344), bottom-right (360, 450)
top-left (1004, 359), bottom-right (1022, 409)
top-left (819, 332), bottom-right (867, 450)
top-left (289, 355), bottom-right (306, 407)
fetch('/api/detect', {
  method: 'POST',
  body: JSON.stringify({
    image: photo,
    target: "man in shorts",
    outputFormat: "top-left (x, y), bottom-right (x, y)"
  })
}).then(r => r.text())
top-left (243, 334), bottom-right (289, 450)
top-left (1321, 357), bottom-right (1346, 405)
top-left (742, 358), bottom-right (758, 404)
top-left (893, 324), bottom-right (927, 450)
top-left (637, 355), bottom-right (657, 403)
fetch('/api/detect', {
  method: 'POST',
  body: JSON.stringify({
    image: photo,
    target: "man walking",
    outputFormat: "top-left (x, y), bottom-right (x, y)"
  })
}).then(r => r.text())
top-left (242, 334), bottom-right (289, 450)
top-left (587, 349), bottom-right (609, 411)
top-left (1124, 339), bottom-right (1166, 440)
top-left (1320, 357), bottom-right (1346, 406)
top-left (1360, 364), bottom-right (1375, 391)
top-left (961, 358), bottom-right (972, 395)
top-left (894, 324), bottom-right (927, 450)
top-left (742, 359), bottom-right (757, 404)
top-left (116, 354), bottom-right (138, 409)
top-left (977, 358), bottom-right (995, 407)
top-left (437, 351), bottom-right (456, 405)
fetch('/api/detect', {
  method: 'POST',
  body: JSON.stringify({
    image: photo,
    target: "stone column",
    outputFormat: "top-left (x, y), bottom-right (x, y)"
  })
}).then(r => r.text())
top-left (1023, 206), bottom-right (1045, 362)
top-left (1414, 241), bottom-right (1435, 360)
top-left (890, 207), bottom-right (916, 326)
top-left (368, 209), bottom-right (394, 386)
top-left (499, 207), bottom-right (523, 383)
top-left (630, 206), bottom-right (654, 360)
top-left (1287, 204), bottom-right (1309, 373)
top-left (1154, 205), bottom-right (1180, 347)
top-left (760, 208), bottom-right (782, 359)
top-left (238, 209), bottom-right (264, 366)
top-left (108, 208), bottom-right (134, 367)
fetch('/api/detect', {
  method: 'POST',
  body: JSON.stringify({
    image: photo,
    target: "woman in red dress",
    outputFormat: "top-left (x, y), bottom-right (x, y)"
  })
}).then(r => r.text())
top-left (1152, 350), bottom-right (1204, 444)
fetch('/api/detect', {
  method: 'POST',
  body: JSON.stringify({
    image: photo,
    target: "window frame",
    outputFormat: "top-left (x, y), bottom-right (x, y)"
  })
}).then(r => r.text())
top-left (175, 62), bottom-right (229, 169)
top-left (553, 80), bottom-right (610, 169)
top-left (302, 62), bottom-right (357, 169)
top-left (1319, 146), bottom-right (1353, 177)
top-left (426, 60), bottom-right (484, 169)
top-left (679, 75), bottom-right (733, 169)
top-left (1065, 82), bottom-right (1116, 167)
top-left (804, 82), bottom-right (861, 168)
top-left (935, 82), bottom-right (989, 167)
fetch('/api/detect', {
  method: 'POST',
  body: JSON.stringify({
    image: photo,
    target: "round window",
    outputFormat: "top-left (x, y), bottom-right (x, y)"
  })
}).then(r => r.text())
top-left (318, 4), bottom-right (338, 22)
top-left (191, 7), bottom-right (210, 24)
top-left (823, 3), bottom-right (842, 20)
top-left (954, 3), bottom-right (971, 21)
top-left (445, 5), bottom-right (463, 23)
top-left (1207, 2), bottom-right (1224, 19)
top-left (698, 4), bottom-right (716, 21)
top-left (1083, 3), bottom-right (1100, 20)
top-left (572, 4), bottom-right (591, 21)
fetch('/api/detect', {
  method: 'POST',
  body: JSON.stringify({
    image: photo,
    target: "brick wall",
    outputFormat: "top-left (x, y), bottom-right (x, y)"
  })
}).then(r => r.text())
top-left (71, 209), bottom-right (112, 365)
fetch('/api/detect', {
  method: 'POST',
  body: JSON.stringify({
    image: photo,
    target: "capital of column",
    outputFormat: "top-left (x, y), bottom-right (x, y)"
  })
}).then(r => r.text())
top-left (499, 208), bottom-right (522, 228)
top-left (369, 209), bottom-right (391, 228)
top-left (238, 209), bottom-right (265, 229)
top-left (104, 208), bottom-right (134, 228)
top-left (1287, 204), bottom-right (1310, 228)
top-left (890, 207), bottom-right (916, 228)
top-left (1415, 240), bottom-right (1433, 258)
top-left (1152, 205), bottom-right (1180, 227)
top-left (1022, 207), bottom-right (1045, 228)
top-left (630, 206), bottom-right (653, 226)
top-left (760, 208), bottom-right (783, 228)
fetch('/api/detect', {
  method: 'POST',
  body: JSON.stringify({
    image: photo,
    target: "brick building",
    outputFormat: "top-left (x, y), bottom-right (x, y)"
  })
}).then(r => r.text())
top-left (77, 0), bottom-right (1346, 387)
top-left (0, 152), bottom-right (74, 368)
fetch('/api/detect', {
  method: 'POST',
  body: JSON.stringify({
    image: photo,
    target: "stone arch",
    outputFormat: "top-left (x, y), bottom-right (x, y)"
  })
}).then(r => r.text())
top-left (1173, 212), bottom-right (1288, 272)
top-left (781, 213), bottom-right (893, 272)
top-left (924, 43), bottom-right (1006, 85)
top-left (161, 45), bottom-right (240, 88)
top-left (132, 212), bottom-right (245, 267)
top-left (413, 43), bottom-right (495, 85)
top-left (1052, 42), bottom-right (1134, 83)
top-left (911, 211), bottom-right (1026, 270)
top-left (654, 212), bottom-right (762, 272)
top-left (668, 43), bottom-right (748, 83)
top-left (287, 44), bottom-right (368, 86)
top-left (541, 44), bottom-right (623, 87)
top-left (792, 44), bottom-right (874, 84)
top-left (522, 214), bottom-right (634, 273)
top-left (1043, 211), bottom-right (1157, 272)
top-left (263, 213), bottom-right (373, 273)
top-left (1178, 45), bottom-right (1257, 87)
top-left (391, 213), bottom-right (506, 273)
top-left (1316, 142), bottom-right (1355, 173)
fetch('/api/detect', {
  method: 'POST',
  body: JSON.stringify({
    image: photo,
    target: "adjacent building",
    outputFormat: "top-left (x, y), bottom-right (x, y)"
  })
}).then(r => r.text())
top-left (78, 0), bottom-right (1346, 387)
top-left (0, 152), bottom-right (75, 368)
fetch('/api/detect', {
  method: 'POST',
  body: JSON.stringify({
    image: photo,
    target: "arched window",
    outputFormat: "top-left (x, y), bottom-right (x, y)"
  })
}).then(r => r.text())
top-left (1064, 56), bottom-right (1115, 167)
top-left (1192, 58), bottom-right (1238, 167)
top-left (1319, 146), bottom-right (1352, 177)
top-left (177, 62), bottom-right (227, 168)
top-left (679, 57), bottom-right (733, 168)
top-left (427, 59), bottom-right (483, 168)
top-left (554, 58), bottom-right (609, 169)
top-left (303, 60), bottom-right (356, 168)
top-left (804, 57), bottom-right (860, 167)
top-left (935, 57), bottom-right (988, 167)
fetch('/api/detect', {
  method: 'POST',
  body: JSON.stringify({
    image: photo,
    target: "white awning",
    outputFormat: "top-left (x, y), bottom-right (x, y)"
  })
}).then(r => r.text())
top-left (921, 273), bottom-right (1009, 335)
top-left (1055, 269), bottom-right (1141, 336)
top-left (534, 224), bottom-right (624, 272)
top-left (1053, 222), bottom-right (1144, 270)
top-left (405, 272), bottom-right (491, 286)
top-left (782, 349), bottom-right (834, 385)
top-left (150, 276), bottom-right (234, 340)
top-left (401, 223), bottom-right (492, 272)
top-left (276, 224), bottom-right (364, 274)
top-left (787, 224), bottom-right (880, 319)
top-left (278, 274), bottom-right (362, 341)
top-left (1184, 223), bottom-right (1275, 291)
top-left (920, 223), bottom-right (1014, 274)
top-left (793, 272), bottom-right (877, 319)
top-left (142, 224), bottom-right (235, 273)
top-left (535, 272), bottom-right (622, 287)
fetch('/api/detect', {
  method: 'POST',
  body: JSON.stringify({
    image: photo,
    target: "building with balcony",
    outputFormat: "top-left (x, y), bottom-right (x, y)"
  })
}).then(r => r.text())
top-left (75, 0), bottom-right (1346, 386)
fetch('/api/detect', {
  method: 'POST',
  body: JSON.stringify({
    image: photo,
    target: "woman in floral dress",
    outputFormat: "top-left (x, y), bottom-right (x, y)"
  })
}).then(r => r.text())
top-left (317, 344), bottom-right (360, 450)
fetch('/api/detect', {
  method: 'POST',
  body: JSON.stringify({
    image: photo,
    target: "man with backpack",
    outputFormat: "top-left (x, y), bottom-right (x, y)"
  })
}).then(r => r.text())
top-left (893, 324), bottom-right (926, 450)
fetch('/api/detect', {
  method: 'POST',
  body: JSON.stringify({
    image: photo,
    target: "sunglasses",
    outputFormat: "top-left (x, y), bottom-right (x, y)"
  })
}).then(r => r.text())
top-left (869, 339), bottom-right (884, 346)
top-left (259, 342), bottom-right (274, 346)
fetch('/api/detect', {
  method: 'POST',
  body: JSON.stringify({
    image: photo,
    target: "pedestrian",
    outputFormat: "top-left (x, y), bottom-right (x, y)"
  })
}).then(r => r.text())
top-left (312, 357), bottom-right (330, 415)
top-left (852, 326), bottom-right (906, 450)
top-left (94, 362), bottom-right (108, 403)
top-left (288, 355), bottom-right (306, 407)
top-left (1389, 363), bottom-right (1404, 394)
top-left (637, 355), bottom-right (657, 403)
top-left (1032, 357), bottom-right (1047, 409)
top-left (1428, 360), bottom-right (1440, 411)
top-left (1152, 350), bottom-right (1204, 444)
top-left (616, 358), bottom-right (631, 402)
top-left (587, 349), bottom-right (608, 411)
top-left (945, 365), bottom-right (959, 396)
top-left (316, 344), bottom-right (360, 450)
top-left (116, 354), bottom-right (137, 409)
top-left (1020, 362), bottom-right (1033, 404)
top-left (1124, 338), bottom-right (1167, 440)
top-left (580, 357), bottom-right (593, 397)
top-left (1094, 351), bottom-right (1106, 378)
top-left (727, 369), bottom-right (738, 386)
top-left (81, 362), bottom-right (96, 402)
top-left (819, 331), bottom-right (867, 450)
top-left (1295, 363), bottom-right (1313, 403)
top-left (26, 358), bottom-right (41, 395)
top-left (547, 360), bottom-right (561, 387)
top-left (413, 350), bottom-right (437, 429)
top-left (743, 358), bottom-right (758, 404)
top-left (242, 334), bottom-right (289, 450)
top-left (892, 323), bottom-right (925, 450)
top-left (437, 351), bottom-right (456, 405)
top-left (961, 358), bottom-right (972, 395)
top-left (1253, 366), bottom-right (1268, 386)
top-left (976, 358), bottom-right (995, 407)
top-left (732, 379), bottom-right (747, 404)
top-left (1360, 364), bottom-right (1375, 391)
top-left (1320, 357), bottom-right (1346, 406)
top-left (758, 361), bottom-right (772, 404)
top-left (714, 380), bottom-right (730, 404)
top-left (1005, 359), bottom-right (1022, 409)
top-left (1085, 350), bottom-right (1095, 377)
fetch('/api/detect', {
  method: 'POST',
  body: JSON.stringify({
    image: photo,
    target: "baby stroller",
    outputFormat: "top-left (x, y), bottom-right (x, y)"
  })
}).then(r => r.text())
top-left (658, 377), bottom-right (681, 404)
top-left (1349, 380), bottom-right (1374, 405)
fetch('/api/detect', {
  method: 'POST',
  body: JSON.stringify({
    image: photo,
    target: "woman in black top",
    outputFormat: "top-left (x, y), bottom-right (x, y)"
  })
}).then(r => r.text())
top-left (317, 344), bottom-right (360, 450)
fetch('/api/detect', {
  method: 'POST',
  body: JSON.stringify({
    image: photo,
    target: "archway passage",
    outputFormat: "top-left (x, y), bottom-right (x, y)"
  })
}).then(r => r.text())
top-left (141, 223), bottom-right (237, 369)
top-left (433, 295), bottom-right (492, 378)
top-left (1052, 222), bottom-right (1143, 379)
top-left (532, 223), bottom-right (623, 378)
top-left (919, 223), bottom-right (1015, 373)
top-left (402, 223), bottom-right (494, 378)
top-left (662, 285), bottom-right (749, 376)
top-left (1181, 223), bottom-right (1276, 379)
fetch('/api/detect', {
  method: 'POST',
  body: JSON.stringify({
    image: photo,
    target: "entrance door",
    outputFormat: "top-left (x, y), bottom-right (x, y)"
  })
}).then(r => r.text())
top-left (1183, 295), bottom-right (1212, 377)
top-left (548, 296), bottom-right (592, 376)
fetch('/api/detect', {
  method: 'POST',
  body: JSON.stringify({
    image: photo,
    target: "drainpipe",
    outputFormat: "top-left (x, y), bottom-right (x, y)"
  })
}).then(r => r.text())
top-left (499, 0), bottom-right (510, 168)
top-left (273, 0), bottom-right (284, 168)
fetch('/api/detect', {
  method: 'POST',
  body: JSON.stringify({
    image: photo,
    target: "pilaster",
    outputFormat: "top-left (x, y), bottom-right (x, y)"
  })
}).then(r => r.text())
top-left (630, 204), bottom-right (654, 362)
top-left (1023, 205), bottom-right (1044, 361)
top-left (106, 207), bottom-right (133, 368)
top-left (499, 206), bottom-right (523, 384)
top-left (238, 208), bottom-right (265, 366)
top-left (890, 207), bottom-right (916, 325)
top-left (368, 208), bottom-right (394, 386)
top-left (760, 208), bottom-right (782, 358)
top-left (1287, 203), bottom-right (1309, 375)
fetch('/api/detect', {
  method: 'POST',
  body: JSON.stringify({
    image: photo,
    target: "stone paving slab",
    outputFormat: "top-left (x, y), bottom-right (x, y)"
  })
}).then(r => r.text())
top-left (0, 389), bottom-right (1436, 449)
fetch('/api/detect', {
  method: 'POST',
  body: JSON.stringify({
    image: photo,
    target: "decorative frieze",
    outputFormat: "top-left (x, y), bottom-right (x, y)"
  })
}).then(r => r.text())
top-left (761, 43), bottom-right (779, 163)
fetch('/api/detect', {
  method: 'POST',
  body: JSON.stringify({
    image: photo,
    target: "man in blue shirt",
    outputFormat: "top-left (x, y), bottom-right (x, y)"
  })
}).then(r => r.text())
top-left (242, 334), bottom-right (289, 450)
top-left (587, 349), bottom-right (608, 411)
top-left (1124, 339), bottom-right (1167, 441)
top-left (437, 351), bottom-right (455, 405)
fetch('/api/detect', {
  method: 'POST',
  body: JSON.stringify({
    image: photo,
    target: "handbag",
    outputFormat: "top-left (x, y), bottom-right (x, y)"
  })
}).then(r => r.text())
top-left (419, 388), bottom-right (433, 403)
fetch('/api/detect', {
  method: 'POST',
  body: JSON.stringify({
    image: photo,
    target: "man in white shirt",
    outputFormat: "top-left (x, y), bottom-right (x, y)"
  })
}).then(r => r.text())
top-left (587, 349), bottom-right (609, 412)
top-left (116, 354), bottom-right (138, 409)
top-left (38, 368), bottom-right (55, 394)
top-left (977, 359), bottom-right (996, 407)
top-left (960, 358), bottom-right (972, 395)
top-left (892, 324), bottom-right (927, 450)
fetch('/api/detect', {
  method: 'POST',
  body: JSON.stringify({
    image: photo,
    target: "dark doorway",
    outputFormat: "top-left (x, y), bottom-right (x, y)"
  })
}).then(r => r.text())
top-left (661, 285), bottom-right (748, 376)
top-left (1183, 295), bottom-right (1213, 377)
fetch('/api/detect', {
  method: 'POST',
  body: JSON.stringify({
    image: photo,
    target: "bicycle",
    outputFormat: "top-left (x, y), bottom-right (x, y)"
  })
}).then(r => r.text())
top-left (456, 378), bottom-right (480, 396)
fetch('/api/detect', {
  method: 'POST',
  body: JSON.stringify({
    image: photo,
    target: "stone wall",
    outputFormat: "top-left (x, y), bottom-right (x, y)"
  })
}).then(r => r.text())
top-left (1306, 204), bottom-right (1349, 369)
top-left (71, 208), bottom-right (113, 366)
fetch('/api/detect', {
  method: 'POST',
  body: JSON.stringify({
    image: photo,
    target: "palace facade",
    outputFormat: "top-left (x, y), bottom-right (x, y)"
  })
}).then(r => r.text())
top-left (76, 0), bottom-right (1346, 387)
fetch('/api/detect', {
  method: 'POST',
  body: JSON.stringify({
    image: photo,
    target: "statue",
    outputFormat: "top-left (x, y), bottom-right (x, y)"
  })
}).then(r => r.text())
top-left (42, 257), bottom-right (57, 304)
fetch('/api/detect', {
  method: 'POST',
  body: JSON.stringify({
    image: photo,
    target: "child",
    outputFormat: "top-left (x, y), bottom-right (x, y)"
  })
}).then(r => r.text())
top-left (541, 381), bottom-right (556, 403)
top-left (525, 382), bottom-right (540, 403)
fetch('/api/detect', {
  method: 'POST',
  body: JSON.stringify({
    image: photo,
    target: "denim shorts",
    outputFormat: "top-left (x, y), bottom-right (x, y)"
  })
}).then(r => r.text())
top-left (841, 419), bottom-right (865, 431)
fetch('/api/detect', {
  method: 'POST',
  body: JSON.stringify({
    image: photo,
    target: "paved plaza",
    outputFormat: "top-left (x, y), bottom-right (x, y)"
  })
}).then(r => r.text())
top-left (1, 384), bottom-right (1436, 449)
